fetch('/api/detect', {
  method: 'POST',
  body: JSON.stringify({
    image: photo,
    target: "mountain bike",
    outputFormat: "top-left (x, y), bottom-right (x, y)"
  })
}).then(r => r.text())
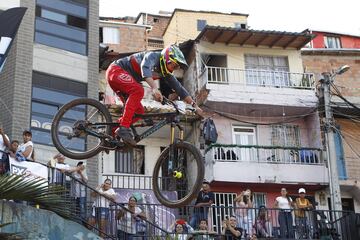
top-left (51, 97), bottom-right (204, 208)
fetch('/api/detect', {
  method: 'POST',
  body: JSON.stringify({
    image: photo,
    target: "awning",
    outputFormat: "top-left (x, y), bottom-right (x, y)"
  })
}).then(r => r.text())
top-left (196, 26), bottom-right (315, 49)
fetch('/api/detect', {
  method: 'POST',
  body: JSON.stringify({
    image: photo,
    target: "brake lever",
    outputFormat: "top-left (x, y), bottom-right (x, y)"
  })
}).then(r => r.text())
top-left (161, 97), bottom-right (179, 113)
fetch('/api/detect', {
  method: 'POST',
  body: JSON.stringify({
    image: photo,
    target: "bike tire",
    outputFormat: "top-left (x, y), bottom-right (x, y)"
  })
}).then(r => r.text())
top-left (152, 141), bottom-right (204, 208)
top-left (51, 98), bottom-right (112, 160)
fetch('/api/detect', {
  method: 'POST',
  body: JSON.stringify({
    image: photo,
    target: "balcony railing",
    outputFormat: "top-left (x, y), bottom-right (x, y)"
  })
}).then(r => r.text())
top-left (206, 66), bottom-right (315, 89)
top-left (207, 144), bottom-right (323, 165)
top-left (102, 174), bottom-right (153, 190)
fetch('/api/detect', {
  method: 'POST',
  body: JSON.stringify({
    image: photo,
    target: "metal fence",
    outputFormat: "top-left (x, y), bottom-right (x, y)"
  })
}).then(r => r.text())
top-left (206, 66), bottom-right (315, 89)
top-left (208, 145), bottom-right (323, 165)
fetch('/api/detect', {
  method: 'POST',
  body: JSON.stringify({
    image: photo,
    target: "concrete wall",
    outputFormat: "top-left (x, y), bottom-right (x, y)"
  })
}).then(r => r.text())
top-left (33, 44), bottom-right (88, 83)
top-left (0, 201), bottom-right (101, 240)
top-left (86, 0), bottom-right (100, 188)
top-left (0, 0), bottom-right (35, 141)
top-left (163, 11), bottom-right (248, 45)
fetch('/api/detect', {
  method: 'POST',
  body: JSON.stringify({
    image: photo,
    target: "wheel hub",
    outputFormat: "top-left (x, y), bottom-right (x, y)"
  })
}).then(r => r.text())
top-left (73, 120), bottom-right (88, 137)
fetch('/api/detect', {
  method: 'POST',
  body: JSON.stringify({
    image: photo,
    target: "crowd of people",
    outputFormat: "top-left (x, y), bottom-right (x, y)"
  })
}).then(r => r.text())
top-left (0, 127), bottom-right (317, 239)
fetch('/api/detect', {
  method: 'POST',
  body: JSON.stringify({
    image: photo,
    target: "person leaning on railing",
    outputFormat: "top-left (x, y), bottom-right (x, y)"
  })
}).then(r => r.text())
top-left (294, 188), bottom-right (313, 239)
top-left (274, 188), bottom-right (295, 239)
top-left (116, 196), bottom-right (147, 240)
top-left (221, 215), bottom-right (242, 240)
top-left (88, 178), bottom-right (117, 237)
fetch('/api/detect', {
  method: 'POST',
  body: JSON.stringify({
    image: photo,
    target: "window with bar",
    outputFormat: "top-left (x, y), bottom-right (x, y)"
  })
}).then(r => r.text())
top-left (211, 192), bottom-right (236, 232)
top-left (271, 125), bottom-right (300, 147)
top-left (115, 146), bottom-right (145, 174)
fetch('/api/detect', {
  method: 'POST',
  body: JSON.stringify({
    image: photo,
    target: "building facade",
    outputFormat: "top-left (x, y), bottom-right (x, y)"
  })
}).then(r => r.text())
top-left (302, 30), bottom-right (360, 212)
top-left (0, 0), bottom-right (100, 186)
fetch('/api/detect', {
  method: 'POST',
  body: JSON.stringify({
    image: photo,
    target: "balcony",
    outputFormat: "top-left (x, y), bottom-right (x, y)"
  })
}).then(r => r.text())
top-left (199, 66), bottom-right (318, 112)
top-left (205, 144), bottom-right (328, 185)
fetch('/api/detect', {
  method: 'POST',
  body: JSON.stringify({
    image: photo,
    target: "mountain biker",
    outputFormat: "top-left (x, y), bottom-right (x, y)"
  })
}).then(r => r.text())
top-left (106, 45), bottom-right (203, 146)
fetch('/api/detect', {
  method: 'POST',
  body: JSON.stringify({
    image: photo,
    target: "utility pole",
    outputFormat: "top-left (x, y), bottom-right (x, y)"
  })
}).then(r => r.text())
top-left (320, 72), bottom-right (343, 211)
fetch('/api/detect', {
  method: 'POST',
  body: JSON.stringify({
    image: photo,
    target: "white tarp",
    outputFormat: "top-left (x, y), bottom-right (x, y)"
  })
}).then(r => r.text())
top-left (9, 156), bottom-right (48, 179)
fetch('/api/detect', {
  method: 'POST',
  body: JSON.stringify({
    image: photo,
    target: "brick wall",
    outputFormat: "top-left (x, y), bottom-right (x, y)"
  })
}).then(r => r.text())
top-left (106, 25), bottom-right (146, 53)
top-left (302, 52), bottom-right (360, 186)
top-left (146, 15), bottom-right (170, 39)
top-left (0, 0), bottom-right (35, 141)
top-left (336, 118), bottom-right (360, 181)
top-left (302, 54), bottom-right (360, 97)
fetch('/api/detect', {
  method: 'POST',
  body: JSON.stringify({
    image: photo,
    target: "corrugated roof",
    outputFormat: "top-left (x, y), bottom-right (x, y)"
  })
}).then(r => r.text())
top-left (196, 26), bottom-right (315, 49)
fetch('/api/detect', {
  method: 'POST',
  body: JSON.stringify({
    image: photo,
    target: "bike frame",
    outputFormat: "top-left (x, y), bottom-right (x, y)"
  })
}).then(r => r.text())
top-left (88, 110), bottom-right (185, 145)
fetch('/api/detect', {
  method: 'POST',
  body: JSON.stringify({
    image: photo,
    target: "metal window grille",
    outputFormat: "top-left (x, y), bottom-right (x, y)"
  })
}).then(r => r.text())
top-left (115, 146), bottom-right (144, 174)
top-left (271, 125), bottom-right (300, 147)
top-left (211, 192), bottom-right (236, 232)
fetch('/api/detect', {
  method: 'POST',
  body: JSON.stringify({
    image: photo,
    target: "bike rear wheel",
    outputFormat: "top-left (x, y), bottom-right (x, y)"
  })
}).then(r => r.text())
top-left (51, 98), bottom-right (112, 160)
top-left (152, 141), bottom-right (204, 208)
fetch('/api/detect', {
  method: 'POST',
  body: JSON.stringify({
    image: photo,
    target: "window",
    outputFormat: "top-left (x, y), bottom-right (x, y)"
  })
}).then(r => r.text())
top-left (115, 146), bottom-right (145, 174)
top-left (101, 27), bottom-right (120, 44)
top-left (253, 192), bottom-right (267, 208)
top-left (153, 18), bottom-right (159, 23)
top-left (232, 126), bottom-right (256, 161)
top-left (271, 125), bottom-right (300, 147)
top-left (334, 130), bottom-right (347, 180)
top-left (201, 54), bottom-right (227, 83)
top-left (211, 192), bottom-right (236, 232)
top-left (31, 71), bottom-right (87, 149)
top-left (234, 22), bottom-right (246, 29)
top-left (35, 0), bottom-right (88, 55)
top-left (197, 19), bottom-right (207, 31)
top-left (245, 55), bottom-right (290, 87)
top-left (324, 36), bottom-right (341, 48)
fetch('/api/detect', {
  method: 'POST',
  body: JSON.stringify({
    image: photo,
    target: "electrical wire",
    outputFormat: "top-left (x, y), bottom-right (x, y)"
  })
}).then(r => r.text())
top-left (203, 104), bottom-right (322, 125)
top-left (332, 125), bottom-right (360, 160)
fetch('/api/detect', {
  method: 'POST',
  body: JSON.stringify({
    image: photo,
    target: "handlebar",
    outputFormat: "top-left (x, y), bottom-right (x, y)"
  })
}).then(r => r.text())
top-left (161, 97), bottom-right (196, 114)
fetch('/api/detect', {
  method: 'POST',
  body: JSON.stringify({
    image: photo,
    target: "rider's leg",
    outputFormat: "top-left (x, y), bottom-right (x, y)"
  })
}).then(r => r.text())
top-left (107, 64), bottom-right (143, 146)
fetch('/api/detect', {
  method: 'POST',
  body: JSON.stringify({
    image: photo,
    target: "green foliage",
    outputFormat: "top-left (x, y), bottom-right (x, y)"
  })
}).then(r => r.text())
top-left (0, 174), bottom-right (74, 219)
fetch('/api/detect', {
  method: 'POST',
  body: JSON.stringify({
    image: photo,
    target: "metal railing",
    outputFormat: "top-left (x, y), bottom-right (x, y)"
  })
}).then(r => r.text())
top-left (207, 144), bottom-right (323, 165)
top-left (102, 174), bottom-right (153, 190)
top-left (206, 66), bottom-right (315, 89)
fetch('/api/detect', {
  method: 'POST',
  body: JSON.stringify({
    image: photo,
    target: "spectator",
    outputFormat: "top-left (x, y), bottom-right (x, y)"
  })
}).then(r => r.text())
top-left (9, 140), bottom-right (19, 158)
top-left (189, 180), bottom-right (215, 228)
top-left (274, 188), bottom-right (294, 239)
top-left (253, 205), bottom-right (271, 238)
top-left (234, 189), bottom-right (253, 237)
top-left (168, 219), bottom-right (194, 240)
top-left (50, 153), bottom-right (70, 186)
top-left (15, 130), bottom-right (33, 162)
top-left (0, 127), bottom-right (10, 174)
top-left (221, 216), bottom-right (242, 240)
top-left (117, 196), bottom-right (147, 239)
top-left (193, 219), bottom-right (217, 240)
top-left (70, 161), bottom-right (88, 221)
top-left (294, 188), bottom-right (313, 239)
top-left (88, 179), bottom-right (116, 237)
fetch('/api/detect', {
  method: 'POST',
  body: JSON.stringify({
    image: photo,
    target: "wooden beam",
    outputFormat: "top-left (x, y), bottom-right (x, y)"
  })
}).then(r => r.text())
top-left (240, 33), bottom-right (253, 46)
top-left (255, 35), bottom-right (269, 47)
top-left (225, 31), bottom-right (238, 45)
top-left (283, 36), bottom-right (298, 49)
top-left (269, 35), bottom-right (284, 48)
top-left (212, 30), bottom-right (224, 43)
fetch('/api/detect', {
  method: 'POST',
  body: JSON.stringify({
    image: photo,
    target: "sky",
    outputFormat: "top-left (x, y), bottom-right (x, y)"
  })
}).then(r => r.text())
top-left (100, 0), bottom-right (360, 36)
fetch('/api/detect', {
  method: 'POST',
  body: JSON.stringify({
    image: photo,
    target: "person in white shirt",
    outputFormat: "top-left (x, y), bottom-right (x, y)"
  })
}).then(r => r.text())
top-left (16, 130), bottom-right (33, 161)
top-left (274, 188), bottom-right (294, 239)
top-left (0, 127), bottom-right (10, 174)
top-left (89, 179), bottom-right (116, 237)
top-left (117, 196), bottom-right (147, 239)
top-left (70, 161), bottom-right (88, 220)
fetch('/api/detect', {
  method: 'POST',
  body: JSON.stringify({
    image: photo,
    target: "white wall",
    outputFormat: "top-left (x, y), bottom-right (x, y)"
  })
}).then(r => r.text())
top-left (211, 161), bottom-right (329, 184)
top-left (33, 44), bottom-right (88, 82)
top-left (0, 0), bottom-right (20, 10)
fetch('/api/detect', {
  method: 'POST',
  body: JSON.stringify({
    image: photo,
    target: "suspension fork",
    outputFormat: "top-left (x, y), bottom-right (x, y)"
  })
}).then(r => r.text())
top-left (168, 123), bottom-right (184, 173)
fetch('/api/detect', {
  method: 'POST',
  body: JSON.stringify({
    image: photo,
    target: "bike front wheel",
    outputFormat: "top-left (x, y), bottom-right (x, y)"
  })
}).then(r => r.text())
top-left (152, 141), bottom-right (204, 208)
top-left (51, 98), bottom-right (112, 160)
